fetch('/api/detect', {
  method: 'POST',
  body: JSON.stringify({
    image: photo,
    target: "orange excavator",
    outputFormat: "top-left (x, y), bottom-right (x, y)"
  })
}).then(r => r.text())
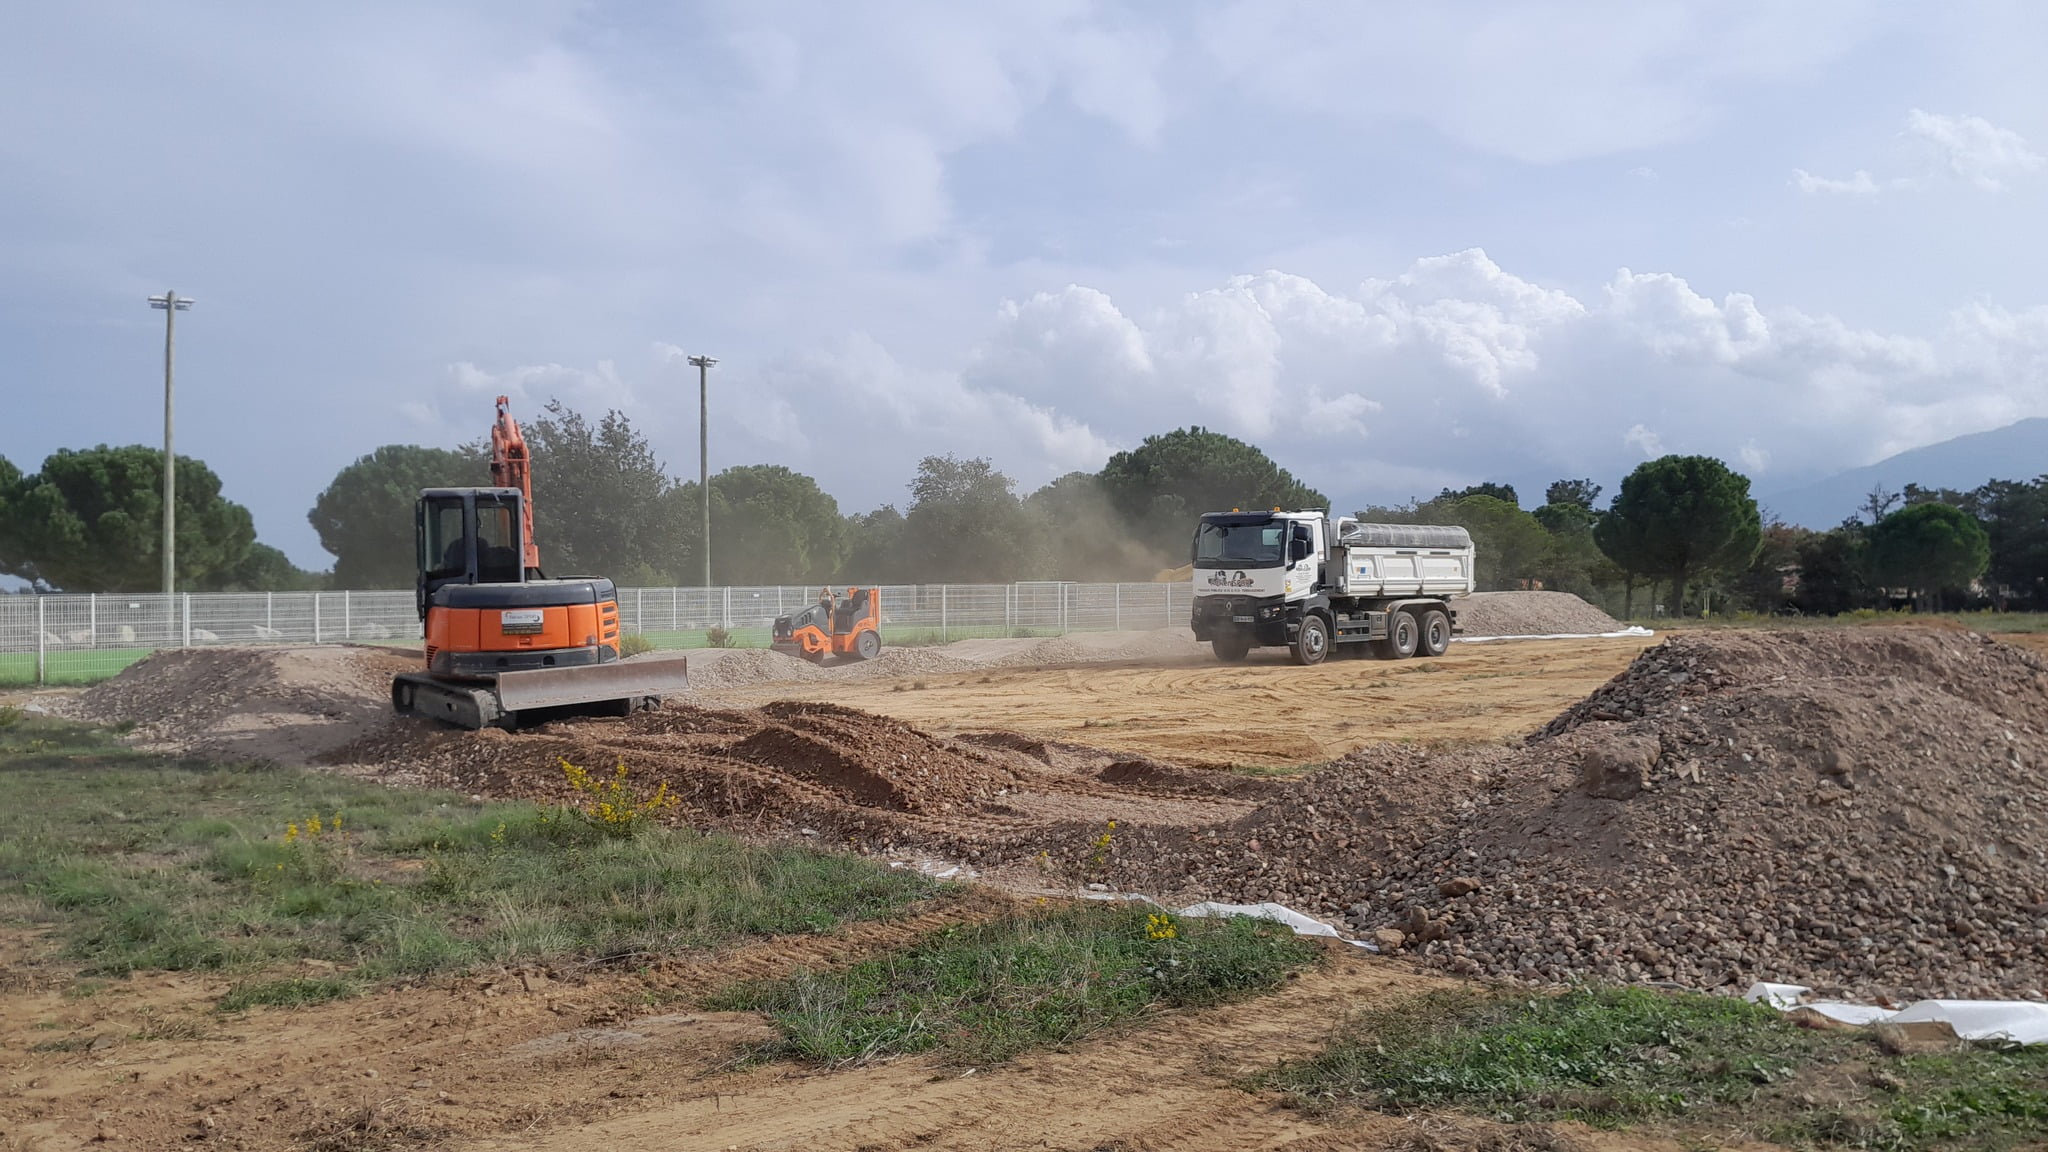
top-left (389, 396), bottom-right (693, 729)
top-left (771, 586), bottom-right (883, 663)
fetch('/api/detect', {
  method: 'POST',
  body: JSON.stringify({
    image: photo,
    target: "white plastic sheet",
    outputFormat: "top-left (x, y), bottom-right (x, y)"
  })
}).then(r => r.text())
top-left (1744, 982), bottom-right (2048, 1045)
top-left (1455, 626), bottom-right (1656, 643)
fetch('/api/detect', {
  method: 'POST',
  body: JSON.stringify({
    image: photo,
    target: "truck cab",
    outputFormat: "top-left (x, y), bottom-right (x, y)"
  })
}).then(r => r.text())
top-left (1189, 509), bottom-right (1474, 666)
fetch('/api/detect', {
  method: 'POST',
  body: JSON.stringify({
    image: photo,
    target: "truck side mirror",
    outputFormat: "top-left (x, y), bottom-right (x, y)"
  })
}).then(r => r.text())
top-left (1290, 538), bottom-right (1311, 562)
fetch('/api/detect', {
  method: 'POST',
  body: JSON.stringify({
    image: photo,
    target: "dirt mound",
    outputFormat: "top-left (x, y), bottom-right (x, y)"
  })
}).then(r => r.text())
top-left (1453, 591), bottom-right (1623, 637)
top-left (1106, 627), bottom-right (2048, 1000)
top-left (67, 645), bottom-right (415, 762)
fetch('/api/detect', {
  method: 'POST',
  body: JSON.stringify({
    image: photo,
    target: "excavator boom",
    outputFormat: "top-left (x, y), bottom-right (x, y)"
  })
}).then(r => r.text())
top-left (489, 395), bottom-right (541, 575)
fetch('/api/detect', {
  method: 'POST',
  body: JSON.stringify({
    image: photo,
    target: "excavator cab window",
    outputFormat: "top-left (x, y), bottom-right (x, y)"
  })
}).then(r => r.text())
top-left (422, 497), bottom-right (469, 581)
top-left (473, 495), bottom-right (521, 584)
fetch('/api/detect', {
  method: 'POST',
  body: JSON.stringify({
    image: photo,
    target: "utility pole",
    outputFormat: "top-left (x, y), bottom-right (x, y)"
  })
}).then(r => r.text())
top-left (148, 291), bottom-right (193, 606)
top-left (687, 354), bottom-right (717, 588)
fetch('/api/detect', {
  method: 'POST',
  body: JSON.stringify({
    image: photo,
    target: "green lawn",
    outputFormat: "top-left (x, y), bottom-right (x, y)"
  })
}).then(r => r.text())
top-left (0, 710), bottom-right (937, 1005)
top-left (1271, 986), bottom-right (2048, 1150)
top-left (0, 647), bottom-right (152, 686)
top-left (711, 902), bottom-right (1320, 1066)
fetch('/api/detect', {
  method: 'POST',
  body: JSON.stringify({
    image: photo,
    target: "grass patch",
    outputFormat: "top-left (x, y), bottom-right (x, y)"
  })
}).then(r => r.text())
top-left (712, 903), bottom-right (1320, 1066)
top-left (219, 976), bottom-right (358, 1012)
top-left (0, 716), bottom-right (937, 1004)
top-left (1272, 986), bottom-right (2048, 1150)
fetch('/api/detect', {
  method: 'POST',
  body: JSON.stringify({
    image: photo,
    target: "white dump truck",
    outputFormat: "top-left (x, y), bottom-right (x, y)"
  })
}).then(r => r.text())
top-left (1188, 510), bottom-right (1475, 665)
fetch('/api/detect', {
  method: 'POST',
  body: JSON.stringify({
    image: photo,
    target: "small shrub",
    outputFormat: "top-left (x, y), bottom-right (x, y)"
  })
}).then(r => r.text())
top-left (616, 633), bottom-right (655, 658)
top-left (705, 626), bottom-right (734, 649)
top-left (0, 705), bottom-right (21, 731)
top-left (557, 758), bottom-right (677, 836)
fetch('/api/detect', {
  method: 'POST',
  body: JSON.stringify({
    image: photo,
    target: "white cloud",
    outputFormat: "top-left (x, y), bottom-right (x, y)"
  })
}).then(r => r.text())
top-left (1625, 424), bottom-right (1666, 458)
top-left (1739, 440), bottom-right (1771, 473)
top-left (1902, 109), bottom-right (2044, 191)
top-left (1793, 110), bottom-right (2042, 199)
top-left (1793, 168), bottom-right (1881, 197)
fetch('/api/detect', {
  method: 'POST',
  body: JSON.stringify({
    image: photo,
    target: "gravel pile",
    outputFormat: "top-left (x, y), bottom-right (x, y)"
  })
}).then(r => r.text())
top-left (1100, 627), bottom-right (2048, 1001)
top-left (1452, 591), bottom-right (1624, 637)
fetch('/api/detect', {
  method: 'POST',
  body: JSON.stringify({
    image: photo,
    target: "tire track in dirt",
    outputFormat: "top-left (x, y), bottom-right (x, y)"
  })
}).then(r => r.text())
top-left (457, 951), bottom-right (1448, 1152)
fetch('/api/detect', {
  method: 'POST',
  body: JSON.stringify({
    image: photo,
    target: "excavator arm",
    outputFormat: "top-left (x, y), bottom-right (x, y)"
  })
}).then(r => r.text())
top-left (489, 395), bottom-right (542, 576)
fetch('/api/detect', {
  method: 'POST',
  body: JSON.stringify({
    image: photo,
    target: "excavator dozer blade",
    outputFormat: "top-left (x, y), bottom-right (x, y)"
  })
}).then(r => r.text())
top-left (490, 655), bottom-right (693, 714)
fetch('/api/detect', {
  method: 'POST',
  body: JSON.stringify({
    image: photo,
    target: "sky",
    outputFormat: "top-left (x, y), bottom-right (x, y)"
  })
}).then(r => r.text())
top-left (4, 0), bottom-right (2047, 569)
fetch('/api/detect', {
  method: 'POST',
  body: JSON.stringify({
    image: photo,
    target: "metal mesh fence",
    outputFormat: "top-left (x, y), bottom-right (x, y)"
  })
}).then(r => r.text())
top-left (0, 582), bottom-right (1195, 685)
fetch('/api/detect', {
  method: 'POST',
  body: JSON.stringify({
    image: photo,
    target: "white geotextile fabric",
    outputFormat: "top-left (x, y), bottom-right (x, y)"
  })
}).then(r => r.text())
top-left (1080, 890), bottom-right (1376, 949)
top-left (1454, 626), bottom-right (1656, 643)
top-left (1745, 982), bottom-right (2048, 1045)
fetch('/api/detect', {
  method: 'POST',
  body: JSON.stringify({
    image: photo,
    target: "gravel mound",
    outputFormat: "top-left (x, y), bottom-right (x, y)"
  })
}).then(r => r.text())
top-left (66, 645), bottom-right (418, 762)
top-left (1102, 626), bottom-right (2048, 1001)
top-left (1453, 591), bottom-right (1623, 637)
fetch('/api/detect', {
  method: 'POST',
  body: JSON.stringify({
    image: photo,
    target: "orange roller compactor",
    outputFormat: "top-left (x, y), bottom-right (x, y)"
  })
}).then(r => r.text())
top-left (389, 397), bottom-right (693, 730)
top-left (771, 586), bottom-right (883, 663)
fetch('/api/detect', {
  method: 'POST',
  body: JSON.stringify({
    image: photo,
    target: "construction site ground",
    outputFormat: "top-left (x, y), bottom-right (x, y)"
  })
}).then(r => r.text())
top-left (8, 596), bottom-right (2048, 1151)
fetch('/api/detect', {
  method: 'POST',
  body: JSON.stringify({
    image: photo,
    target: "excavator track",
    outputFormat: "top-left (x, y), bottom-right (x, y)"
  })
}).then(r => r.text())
top-left (392, 672), bottom-right (507, 730)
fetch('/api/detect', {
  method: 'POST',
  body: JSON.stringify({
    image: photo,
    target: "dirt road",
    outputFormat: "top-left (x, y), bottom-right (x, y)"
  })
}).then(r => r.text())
top-left (702, 638), bottom-right (1654, 769)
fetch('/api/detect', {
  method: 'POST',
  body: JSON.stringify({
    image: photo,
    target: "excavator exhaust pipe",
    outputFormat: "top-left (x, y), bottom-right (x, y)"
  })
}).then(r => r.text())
top-left (393, 655), bottom-right (692, 731)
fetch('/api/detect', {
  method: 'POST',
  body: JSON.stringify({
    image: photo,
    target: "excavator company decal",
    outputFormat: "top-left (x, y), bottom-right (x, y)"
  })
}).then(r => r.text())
top-left (1207, 570), bottom-right (1256, 588)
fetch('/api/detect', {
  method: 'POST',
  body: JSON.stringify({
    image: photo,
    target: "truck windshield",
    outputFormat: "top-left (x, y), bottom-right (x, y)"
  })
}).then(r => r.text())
top-left (1194, 519), bottom-right (1285, 567)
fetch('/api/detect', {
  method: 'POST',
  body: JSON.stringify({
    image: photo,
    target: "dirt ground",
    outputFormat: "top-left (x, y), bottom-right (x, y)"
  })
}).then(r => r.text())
top-left (702, 638), bottom-right (1650, 769)
top-left (23, 608), bottom-right (2048, 1150)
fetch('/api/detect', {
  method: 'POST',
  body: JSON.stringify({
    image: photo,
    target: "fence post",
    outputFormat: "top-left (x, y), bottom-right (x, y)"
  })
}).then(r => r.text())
top-left (1006, 584), bottom-right (1014, 633)
top-left (722, 587), bottom-right (732, 630)
top-left (313, 593), bottom-right (322, 644)
top-left (1059, 584), bottom-right (1068, 634)
top-left (635, 588), bottom-right (643, 633)
top-left (182, 594), bottom-right (192, 647)
top-left (939, 586), bottom-right (948, 641)
top-left (89, 593), bottom-right (97, 650)
top-left (1114, 584), bottom-right (1122, 631)
top-left (343, 591), bottom-right (352, 640)
top-left (36, 597), bottom-right (46, 685)
top-left (266, 591), bottom-right (274, 633)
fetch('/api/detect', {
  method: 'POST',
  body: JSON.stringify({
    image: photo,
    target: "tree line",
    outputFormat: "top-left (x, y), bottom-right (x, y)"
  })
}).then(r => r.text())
top-left (1, 400), bottom-right (2032, 615)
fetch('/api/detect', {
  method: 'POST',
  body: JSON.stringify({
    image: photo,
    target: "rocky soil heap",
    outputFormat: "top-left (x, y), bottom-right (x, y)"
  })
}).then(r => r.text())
top-left (1109, 626), bottom-right (2048, 1001)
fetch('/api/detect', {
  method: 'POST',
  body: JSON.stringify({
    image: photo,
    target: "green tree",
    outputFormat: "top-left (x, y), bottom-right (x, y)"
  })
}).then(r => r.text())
top-left (1433, 495), bottom-right (1549, 591)
top-left (1730, 522), bottom-right (1805, 614)
top-left (840, 505), bottom-right (909, 584)
top-left (0, 455), bottom-right (20, 579)
top-left (200, 543), bottom-right (324, 592)
top-left (309, 444), bottom-right (487, 588)
top-left (1024, 471), bottom-right (1169, 580)
top-left (1972, 478), bottom-right (2048, 609)
top-left (1544, 478), bottom-right (1602, 510)
top-left (1792, 522), bottom-right (1870, 615)
top-left (1530, 499), bottom-right (1606, 596)
top-left (707, 465), bottom-right (846, 585)
top-left (524, 400), bottom-right (673, 582)
top-left (0, 446), bottom-right (256, 593)
top-left (1594, 455), bottom-right (1762, 615)
top-left (902, 455), bottom-right (1042, 583)
top-left (1867, 502), bottom-right (1990, 611)
top-left (1437, 482), bottom-right (1520, 507)
top-left (1100, 427), bottom-right (1326, 557)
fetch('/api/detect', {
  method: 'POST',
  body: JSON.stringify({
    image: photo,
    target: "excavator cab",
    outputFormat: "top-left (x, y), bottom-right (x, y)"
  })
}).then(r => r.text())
top-left (415, 487), bottom-right (527, 619)
top-left (771, 586), bottom-right (883, 663)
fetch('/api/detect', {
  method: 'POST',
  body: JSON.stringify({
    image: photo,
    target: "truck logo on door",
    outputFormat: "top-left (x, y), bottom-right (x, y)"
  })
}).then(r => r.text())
top-left (1207, 570), bottom-right (1255, 588)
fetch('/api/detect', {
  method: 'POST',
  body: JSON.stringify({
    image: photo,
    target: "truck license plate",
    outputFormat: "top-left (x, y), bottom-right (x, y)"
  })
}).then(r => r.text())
top-left (1232, 615), bottom-right (1254, 623)
top-left (500, 609), bottom-right (544, 634)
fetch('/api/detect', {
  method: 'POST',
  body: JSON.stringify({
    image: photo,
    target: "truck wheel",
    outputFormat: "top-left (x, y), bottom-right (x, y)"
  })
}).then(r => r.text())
top-left (1376, 611), bottom-right (1419, 659)
top-left (1291, 614), bottom-right (1330, 666)
top-left (1212, 632), bottom-right (1251, 662)
top-left (855, 629), bottom-right (882, 661)
top-left (1418, 609), bottom-right (1451, 657)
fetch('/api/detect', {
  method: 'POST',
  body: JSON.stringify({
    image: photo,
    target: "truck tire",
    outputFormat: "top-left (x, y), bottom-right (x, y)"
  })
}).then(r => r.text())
top-left (1291, 614), bottom-right (1330, 666)
top-left (1212, 632), bottom-right (1251, 662)
top-left (1418, 609), bottom-right (1451, 657)
top-left (1376, 611), bottom-right (1419, 660)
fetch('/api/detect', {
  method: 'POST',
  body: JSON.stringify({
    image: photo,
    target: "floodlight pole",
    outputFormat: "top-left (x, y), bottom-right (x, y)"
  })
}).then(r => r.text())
top-left (148, 291), bottom-right (193, 604)
top-left (687, 354), bottom-right (717, 588)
